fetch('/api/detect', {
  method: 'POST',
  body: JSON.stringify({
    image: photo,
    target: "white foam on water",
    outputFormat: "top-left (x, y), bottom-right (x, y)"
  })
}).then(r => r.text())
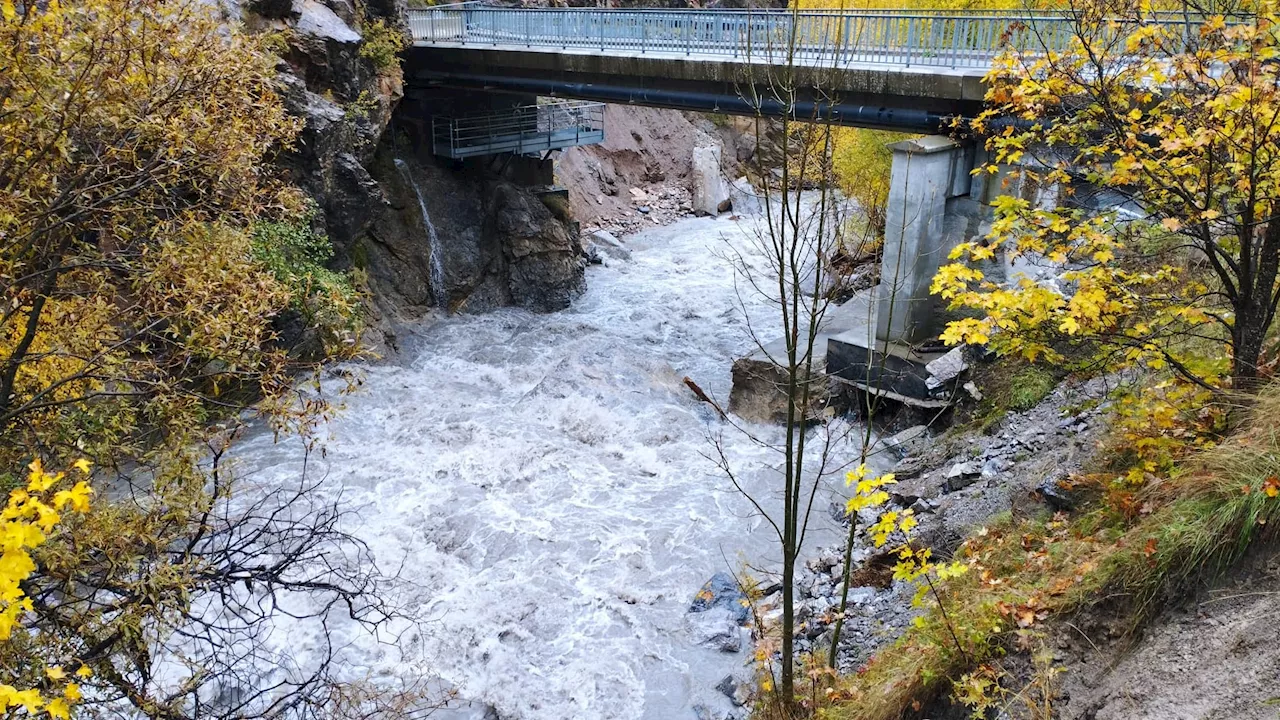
top-left (230, 212), bottom-right (872, 720)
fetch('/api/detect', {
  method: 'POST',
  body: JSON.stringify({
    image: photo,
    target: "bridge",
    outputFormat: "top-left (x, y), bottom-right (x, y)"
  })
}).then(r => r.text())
top-left (403, 5), bottom-right (1103, 129)
top-left (399, 4), bottom-right (1186, 401)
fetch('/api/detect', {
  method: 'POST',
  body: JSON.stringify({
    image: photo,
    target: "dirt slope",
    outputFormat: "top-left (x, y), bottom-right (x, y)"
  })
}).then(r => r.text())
top-left (1055, 547), bottom-right (1280, 720)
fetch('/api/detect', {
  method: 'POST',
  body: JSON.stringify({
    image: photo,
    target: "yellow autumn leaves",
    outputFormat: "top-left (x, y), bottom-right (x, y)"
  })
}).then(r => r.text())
top-left (0, 460), bottom-right (93, 718)
top-left (844, 465), bottom-right (967, 592)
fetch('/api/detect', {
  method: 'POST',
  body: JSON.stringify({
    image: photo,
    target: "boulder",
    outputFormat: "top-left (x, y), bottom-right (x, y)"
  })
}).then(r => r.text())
top-left (294, 0), bottom-right (360, 43)
top-left (729, 176), bottom-right (761, 215)
top-left (487, 182), bottom-right (588, 312)
top-left (286, 0), bottom-right (371, 101)
top-left (925, 345), bottom-right (970, 390)
top-left (686, 572), bottom-right (750, 652)
top-left (585, 229), bottom-right (631, 261)
top-left (943, 461), bottom-right (982, 492)
top-left (728, 346), bottom-right (830, 425)
top-left (890, 470), bottom-right (943, 505)
top-left (688, 571), bottom-right (749, 622)
top-left (715, 675), bottom-right (753, 707)
top-left (691, 144), bottom-right (731, 216)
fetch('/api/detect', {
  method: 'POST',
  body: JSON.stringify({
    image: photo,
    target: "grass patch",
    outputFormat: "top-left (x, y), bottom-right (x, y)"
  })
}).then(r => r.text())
top-left (955, 357), bottom-right (1067, 433)
top-left (1009, 366), bottom-right (1058, 411)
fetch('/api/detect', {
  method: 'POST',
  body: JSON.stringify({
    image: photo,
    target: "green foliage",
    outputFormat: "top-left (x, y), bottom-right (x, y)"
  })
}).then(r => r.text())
top-left (359, 18), bottom-right (405, 73)
top-left (250, 202), bottom-right (362, 349)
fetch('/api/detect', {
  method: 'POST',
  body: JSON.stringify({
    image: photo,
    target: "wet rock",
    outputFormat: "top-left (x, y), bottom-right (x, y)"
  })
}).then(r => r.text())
top-left (687, 608), bottom-right (746, 653)
top-left (689, 572), bottom-right (750, 623)
top-left (885, 425), bottom-right (930, 458)
top-left (686, 572), bottom-right (750, 650)
top-left (585, 229), bottom-right (631, 261)
top-left (729, 176), bottom-right (761, 215)
top-left (488, 182), bottom-right (588, 312)
top-left (692, 144), bottom-right (730, 216)
top-left (715, 675), bottom-right (752, 707)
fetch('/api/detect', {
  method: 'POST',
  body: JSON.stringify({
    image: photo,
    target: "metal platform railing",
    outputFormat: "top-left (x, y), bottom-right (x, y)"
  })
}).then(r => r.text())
top-left (408, 5), bottom-right (1207, 69)
top-left (431, 100), bottom-right (606, 158)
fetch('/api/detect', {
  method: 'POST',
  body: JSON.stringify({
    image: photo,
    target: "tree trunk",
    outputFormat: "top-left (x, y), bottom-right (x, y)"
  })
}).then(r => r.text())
top-left (780, 553), bottom-right (795, 710)
top-left (1233, 306), bottom-right (1267, 393)
top-left (1233, 218), bottom-right (1280, 393)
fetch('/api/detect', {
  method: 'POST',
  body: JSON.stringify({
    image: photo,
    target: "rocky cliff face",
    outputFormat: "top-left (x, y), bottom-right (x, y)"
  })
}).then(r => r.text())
top-left (363, 139), bottom-right (586, 318)
top-left (225, 0), bottom-right (585, 342)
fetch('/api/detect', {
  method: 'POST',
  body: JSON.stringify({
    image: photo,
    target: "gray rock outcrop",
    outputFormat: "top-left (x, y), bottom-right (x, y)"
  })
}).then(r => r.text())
top-left (365, 148), bottom-right (585, 315)
top-left (692, 144), bottom-right (732, 216)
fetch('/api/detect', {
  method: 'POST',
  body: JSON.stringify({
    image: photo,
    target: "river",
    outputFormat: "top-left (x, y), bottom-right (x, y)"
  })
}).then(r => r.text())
top-left (230, 210), bottom-right (873, 720)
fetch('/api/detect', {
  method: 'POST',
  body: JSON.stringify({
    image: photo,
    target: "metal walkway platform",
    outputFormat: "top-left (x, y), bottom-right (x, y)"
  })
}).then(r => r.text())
top-left (431, 100), bottom-right (605, 159)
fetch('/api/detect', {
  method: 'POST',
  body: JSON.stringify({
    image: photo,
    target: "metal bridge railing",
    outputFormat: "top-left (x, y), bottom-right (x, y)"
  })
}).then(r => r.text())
top-left (407, 5), bottom-right (1203, 69)
top-left (431, 100), bottom-right (606, 158)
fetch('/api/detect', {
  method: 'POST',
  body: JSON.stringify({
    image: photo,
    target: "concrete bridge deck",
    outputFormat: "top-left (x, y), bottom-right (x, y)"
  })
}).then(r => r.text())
top-left (403, 6), bottom-right (1143, 129)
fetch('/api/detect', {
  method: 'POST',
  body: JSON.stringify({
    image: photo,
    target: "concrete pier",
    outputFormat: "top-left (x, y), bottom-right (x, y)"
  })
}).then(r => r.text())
top-left (877, 135), bottom-right (975, 345)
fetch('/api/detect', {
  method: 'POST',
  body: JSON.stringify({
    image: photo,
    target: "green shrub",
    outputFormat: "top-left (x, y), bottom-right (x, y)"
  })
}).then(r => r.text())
top-left (250, 203), bottom-right (362, 351)
top-left (359, 19), bottom-right (405, 73)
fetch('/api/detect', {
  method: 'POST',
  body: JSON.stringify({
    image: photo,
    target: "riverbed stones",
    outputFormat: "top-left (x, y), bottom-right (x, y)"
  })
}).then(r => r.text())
top-left (943, 461), bottom-right (981, 492)
top-left (715, 675), bottom-right (753, 707)
top-left (687, 572), bottom-right (750, 653)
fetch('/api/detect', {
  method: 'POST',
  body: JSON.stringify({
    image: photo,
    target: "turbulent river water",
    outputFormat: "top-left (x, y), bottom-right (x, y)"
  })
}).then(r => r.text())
top-left (231, 211), bottom-right (871, 720)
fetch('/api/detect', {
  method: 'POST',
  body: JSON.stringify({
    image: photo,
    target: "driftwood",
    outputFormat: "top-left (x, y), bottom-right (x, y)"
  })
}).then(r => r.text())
top-left (683, 376), bottom-right (728, 419)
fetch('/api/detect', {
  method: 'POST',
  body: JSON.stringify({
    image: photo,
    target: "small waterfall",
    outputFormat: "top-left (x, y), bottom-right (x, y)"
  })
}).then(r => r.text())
top-left (395, 158), bottom-right (449, 309)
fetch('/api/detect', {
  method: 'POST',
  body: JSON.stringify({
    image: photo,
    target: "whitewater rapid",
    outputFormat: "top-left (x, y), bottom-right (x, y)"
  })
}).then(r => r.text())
top-left (231, 212), bottom-right (872, 719)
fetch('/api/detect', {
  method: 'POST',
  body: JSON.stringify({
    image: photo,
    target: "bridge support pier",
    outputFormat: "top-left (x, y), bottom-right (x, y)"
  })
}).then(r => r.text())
top-left (827, 135), bottom-right (989, 406)
top-left (877, 135), bottom-right (976, 345)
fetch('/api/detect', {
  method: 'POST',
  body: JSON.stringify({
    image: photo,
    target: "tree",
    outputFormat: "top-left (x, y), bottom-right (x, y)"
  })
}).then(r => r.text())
top-left (934, 0), bottom-right (1280, 395)
top-left (708, 6), bottom-right (880, 712)
top-left (0, 0), bottom-right (397, 716)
